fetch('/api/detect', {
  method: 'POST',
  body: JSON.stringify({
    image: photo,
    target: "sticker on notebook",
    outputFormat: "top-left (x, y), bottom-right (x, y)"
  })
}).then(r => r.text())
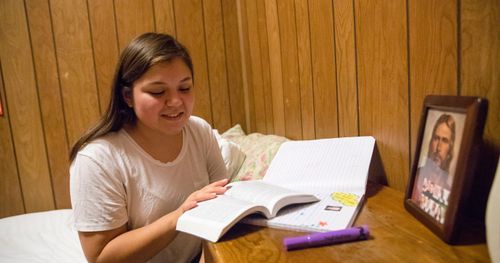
top-left (331, 192), bottom-right (360, 207)
top-left (325, 205), bottom-right (342, 211)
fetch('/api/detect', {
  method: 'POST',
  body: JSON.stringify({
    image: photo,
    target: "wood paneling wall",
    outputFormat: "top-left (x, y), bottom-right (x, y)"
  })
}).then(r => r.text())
top-left (0, 0), bottom-right (498, 218)
top-left (238, 0), bottom-right (499, 192)
top-left (0, 0), bottom-right (245, 217)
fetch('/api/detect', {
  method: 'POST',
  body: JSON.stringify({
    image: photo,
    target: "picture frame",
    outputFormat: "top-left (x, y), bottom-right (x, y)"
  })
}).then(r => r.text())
top-left (404, 95), bottom-right (488, 244)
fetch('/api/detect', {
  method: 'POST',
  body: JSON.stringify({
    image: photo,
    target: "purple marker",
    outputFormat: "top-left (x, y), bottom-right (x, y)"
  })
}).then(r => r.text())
top-left (283, 225), bottom-right (369, 251)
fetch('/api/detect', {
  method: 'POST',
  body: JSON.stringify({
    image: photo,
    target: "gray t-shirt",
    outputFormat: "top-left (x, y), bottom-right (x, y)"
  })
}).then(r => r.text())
top-left (70, 116), bottom-right (228, 263)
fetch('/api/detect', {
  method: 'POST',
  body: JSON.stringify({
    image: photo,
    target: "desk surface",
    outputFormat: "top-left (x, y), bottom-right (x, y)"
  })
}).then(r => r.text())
top-left (204, 184), bottom-right (490, 262)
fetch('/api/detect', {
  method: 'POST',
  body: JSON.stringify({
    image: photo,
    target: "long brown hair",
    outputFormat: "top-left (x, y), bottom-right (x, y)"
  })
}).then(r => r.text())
top-left (69, 32), bottom-right (193, 161)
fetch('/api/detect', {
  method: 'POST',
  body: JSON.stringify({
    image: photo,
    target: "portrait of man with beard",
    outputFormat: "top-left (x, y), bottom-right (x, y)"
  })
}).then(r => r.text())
top-left (412, 113), bottom-right (456, 224)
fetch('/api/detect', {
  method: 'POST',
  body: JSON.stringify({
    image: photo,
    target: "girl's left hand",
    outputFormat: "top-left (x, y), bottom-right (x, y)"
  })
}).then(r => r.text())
top-left (179, 178), bottom-right (229, 212)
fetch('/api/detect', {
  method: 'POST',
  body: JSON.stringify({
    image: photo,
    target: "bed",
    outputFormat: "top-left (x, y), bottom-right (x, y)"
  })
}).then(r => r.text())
top-left (0, 209), bottom-right (86, 262)
top-left (0, 125), bottom-right (286, 262)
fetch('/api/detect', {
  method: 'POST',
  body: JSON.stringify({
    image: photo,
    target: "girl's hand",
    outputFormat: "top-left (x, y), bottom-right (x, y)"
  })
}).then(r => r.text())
top-left (179, 178), bottom-right (229, 212)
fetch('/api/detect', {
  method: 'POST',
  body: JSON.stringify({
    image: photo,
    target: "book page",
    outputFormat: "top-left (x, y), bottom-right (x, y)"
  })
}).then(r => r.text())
top-left (183, 195), bottom-right (255, 224)
top-left (226, 181), bottom-right (318, 216)
top-left (262, 136), bottom-right (375, 194)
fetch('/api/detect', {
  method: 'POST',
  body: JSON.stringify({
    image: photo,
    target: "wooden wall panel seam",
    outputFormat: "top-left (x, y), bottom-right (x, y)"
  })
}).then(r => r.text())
top-left (219, 0), bottom-right (236, 128)
top-left (219, 0), bottom-right (234, 128)
top-left (277, 0), bottom-right (303, 139)
top-left (293, 0), bottom-right (315, 140)
top-left (24, 1), bottom-right (59, 209)
top-left (222, 0), bottom-right (246, 131)
top-left (151, 0), bottom-right (158, 32)
top-left (405, 0), bottom-right (412, 175)
top-left (246, 0), bottom-right (262, 133)
top-left (291, 1), bottom-right (304, 139)
top-left (332, 0), bottom-right (341, 137)
top-left (306, 1), bottom-right (317, 139)
top-left (264, 0), bottom-right (286, 136)
top-left (255, 0), bottom-right (274, 134)
top-left (0, 61), bottom-right (26, 215)
top-left (112, 1), bottom-right (121, 52)
top-left (85, 0), bottom-right (103, 115)
top-left (200, 0), bottom-right (216, 127)
top-left (352, 0), bottom-right (360, 136)
top-left (236, 0), bottom-right (251, 132)
top-left (47, 0), bottom-right (71, 154)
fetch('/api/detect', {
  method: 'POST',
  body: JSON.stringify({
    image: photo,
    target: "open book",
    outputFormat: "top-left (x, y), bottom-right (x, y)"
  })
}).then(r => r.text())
top-left (176, 180), bottom-right (319, 242)
top-left (176, 136), bottom-right (375, 242)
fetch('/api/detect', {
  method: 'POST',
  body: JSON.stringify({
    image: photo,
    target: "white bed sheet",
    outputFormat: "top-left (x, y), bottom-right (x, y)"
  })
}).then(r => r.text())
top-left (0, 209), bottom-right (86, 263)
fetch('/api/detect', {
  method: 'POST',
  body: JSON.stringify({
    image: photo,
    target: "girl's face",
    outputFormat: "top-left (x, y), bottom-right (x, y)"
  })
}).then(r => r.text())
top-left (126, 58), bottom-right (194, 137)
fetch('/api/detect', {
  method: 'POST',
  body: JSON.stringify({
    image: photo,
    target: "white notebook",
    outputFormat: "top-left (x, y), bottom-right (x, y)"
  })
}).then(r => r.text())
top-left (243, 136), bottom-right (375, 232)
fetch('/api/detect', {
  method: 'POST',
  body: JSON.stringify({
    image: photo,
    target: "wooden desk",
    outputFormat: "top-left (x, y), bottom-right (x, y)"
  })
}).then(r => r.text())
top-left (204, 184), bottom-right (490, 262)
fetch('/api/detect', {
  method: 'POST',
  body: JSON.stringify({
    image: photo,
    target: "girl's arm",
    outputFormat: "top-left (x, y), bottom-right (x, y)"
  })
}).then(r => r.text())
top-left (78, 178), bottom-right (228, 263)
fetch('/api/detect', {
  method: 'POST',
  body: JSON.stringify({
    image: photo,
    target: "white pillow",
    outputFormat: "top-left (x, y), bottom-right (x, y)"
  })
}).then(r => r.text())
top-left (220, 124), bottom-right (289, 182)
top-left (213, 129), bottom-right (246, 180)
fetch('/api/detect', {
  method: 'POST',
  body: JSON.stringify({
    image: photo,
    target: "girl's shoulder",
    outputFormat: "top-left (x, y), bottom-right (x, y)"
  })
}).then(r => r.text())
top-left (187, 115), bottom-right (211, 128)
top-left (186, 116), bottom-right (212, 134)
top-left (185, 116), bottom-right (216, 145)
top-left (78, 130), bottom-right (127, 158)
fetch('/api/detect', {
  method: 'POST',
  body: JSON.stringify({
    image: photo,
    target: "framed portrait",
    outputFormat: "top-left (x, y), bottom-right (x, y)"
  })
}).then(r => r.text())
top-left (404, 95), bottom-right (488, 243)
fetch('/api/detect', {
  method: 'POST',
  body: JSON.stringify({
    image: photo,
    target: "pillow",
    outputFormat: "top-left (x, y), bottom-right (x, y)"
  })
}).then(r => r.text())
top-left (213, 129), bottom-right (246, 180)
top-left (221, 124), bottom-right (289, 182)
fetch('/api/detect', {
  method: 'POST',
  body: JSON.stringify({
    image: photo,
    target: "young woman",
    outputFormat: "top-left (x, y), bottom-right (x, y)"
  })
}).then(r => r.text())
top-left (69, 32), bottom-right (228, 263)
